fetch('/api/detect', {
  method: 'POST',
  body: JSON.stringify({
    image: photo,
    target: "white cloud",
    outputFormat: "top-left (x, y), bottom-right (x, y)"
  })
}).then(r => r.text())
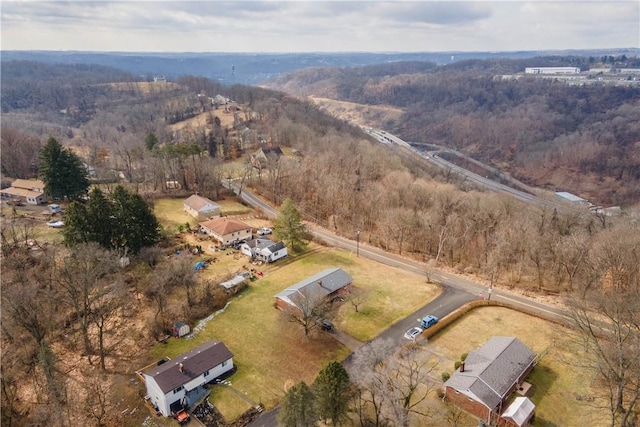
top-left (1, 1), bottom-right (638, 52)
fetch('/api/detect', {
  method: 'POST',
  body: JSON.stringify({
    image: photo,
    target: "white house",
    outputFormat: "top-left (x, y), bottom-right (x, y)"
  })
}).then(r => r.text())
top-left (258, 241), bottom-right (288, 263)
top-left (240, 237), bottom-right (273, 257)
top-left (199, 217), bottom-right (252, 245)
top-left (143, 341), bottom-right (234, 417)
top-left (183, 194), bottom-right (221, 220)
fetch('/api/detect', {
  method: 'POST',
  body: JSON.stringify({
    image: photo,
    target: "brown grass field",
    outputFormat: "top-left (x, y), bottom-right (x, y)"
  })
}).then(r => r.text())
top-left (147, 244), bottom-right (439, 421)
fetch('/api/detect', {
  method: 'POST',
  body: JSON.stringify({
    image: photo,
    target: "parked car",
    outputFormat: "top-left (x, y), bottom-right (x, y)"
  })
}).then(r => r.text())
top-left (231, 240), bottom-right (246, 249)
top-left (317, 318), bottom-right (334, 331)
top-left (47, 220), bottom-right (64, 228)
top-left (257, 227), bottom-right (272, 235)
top-left (420, 315), bottom-right (439, 329)
top-left (404, 326), bottom-right (423, 341)
top-left (172, 409), bottom-right (190, 425)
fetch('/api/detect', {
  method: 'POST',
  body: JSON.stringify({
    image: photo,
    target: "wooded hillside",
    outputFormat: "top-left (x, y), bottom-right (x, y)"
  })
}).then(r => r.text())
top-left (266, 57), bottom-right (640, 206)
top-left (1, 60), bottom-right (639, 427)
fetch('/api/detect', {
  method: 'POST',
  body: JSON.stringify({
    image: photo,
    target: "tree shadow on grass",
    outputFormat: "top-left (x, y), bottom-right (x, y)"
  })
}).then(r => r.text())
top-left (525, 363), bottom-right (558, 408)
top-left (531, 416), bottom-right (562, 427)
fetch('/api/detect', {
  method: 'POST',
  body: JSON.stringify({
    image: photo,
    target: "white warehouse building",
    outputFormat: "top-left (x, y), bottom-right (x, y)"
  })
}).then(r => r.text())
top-left (525, 67), bottom-right (581, 75)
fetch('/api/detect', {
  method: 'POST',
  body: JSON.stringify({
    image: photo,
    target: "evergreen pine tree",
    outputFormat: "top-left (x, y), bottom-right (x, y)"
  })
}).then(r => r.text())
top-left (274, 198), bottom-right (311, 253)
top-left (278, 381), bottom-right (318, 427)
top-left (39, 137), bottom-right (89, 200)
top-left (62, 185), bottom-right (160, 254)
top-left (313, 361), bottom-right (352, 426)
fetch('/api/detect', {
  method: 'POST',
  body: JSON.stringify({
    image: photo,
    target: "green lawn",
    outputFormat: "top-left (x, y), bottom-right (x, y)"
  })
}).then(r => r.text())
top-left (148, 246), bottom-right (439, 421)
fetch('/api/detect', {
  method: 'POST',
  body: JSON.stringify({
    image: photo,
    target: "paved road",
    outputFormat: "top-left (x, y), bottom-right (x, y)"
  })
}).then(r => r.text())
top-left (228, 178), bottom-right (569, 329)
top-left (232, 179), bottom-right (573, 427)
top-left (366, 128), bottom-right (592, 217)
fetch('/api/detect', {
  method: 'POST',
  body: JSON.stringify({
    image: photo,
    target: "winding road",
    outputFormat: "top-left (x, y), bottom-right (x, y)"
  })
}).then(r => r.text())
top-left (231, 177), bottom-right (573, 427)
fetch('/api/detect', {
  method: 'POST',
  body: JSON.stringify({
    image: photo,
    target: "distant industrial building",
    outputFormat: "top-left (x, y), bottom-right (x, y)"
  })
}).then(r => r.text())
top-left (525, 67), bottom-right (581, 75)
top-left (555, 191), bottom-right (591, 207)
top-left (588, 68), bottom-right (640, 75)
top-left (619, 68), bottom-right (640, 75)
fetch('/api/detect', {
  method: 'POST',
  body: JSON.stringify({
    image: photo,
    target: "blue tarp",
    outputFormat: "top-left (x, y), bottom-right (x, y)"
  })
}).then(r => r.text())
top-left (194, 261), bottom-right (207, 270)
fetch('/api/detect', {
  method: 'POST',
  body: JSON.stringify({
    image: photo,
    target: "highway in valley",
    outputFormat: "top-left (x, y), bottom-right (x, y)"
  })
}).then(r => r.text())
top-left (366, 128), bottom-right (592, 216)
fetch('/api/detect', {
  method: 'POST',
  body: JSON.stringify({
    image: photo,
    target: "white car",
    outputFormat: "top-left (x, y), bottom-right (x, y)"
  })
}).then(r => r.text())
top-left (257, 227), bottom-right (272, 236)
top-left (404, 327), bottom-right (423, 341)
top-left (47, 220), bottom-right (64, 228)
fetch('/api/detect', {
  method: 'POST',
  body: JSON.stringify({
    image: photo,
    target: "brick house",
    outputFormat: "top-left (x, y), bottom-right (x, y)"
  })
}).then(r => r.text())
top-left (444, 336), bottom-right (536, 427)
top-left (274, 268), bottom-right (352, 312)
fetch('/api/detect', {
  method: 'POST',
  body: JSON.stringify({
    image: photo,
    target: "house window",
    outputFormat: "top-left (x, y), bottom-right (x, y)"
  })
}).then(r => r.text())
top-left (204, 370), bottom-right (210, 377)
top-left (173, 386), bottom-right (183, 394)
top-left (222, 360), bottom-right (228, 367)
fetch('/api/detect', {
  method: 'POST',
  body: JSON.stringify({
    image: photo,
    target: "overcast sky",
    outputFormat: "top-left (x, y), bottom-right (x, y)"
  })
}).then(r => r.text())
top-left (2, 1), bottom-right (638, 53)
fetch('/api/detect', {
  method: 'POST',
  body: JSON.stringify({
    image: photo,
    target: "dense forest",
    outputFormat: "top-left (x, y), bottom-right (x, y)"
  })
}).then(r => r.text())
top-left (1, 60), bottom-right (639, 426)
top-left (266, 56), bottom-right (640, 206)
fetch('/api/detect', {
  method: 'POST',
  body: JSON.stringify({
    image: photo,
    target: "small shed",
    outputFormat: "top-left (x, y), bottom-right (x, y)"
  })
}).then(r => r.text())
top-left (220, 272), bottom-right (251, 291)
top-left (172, 321), bottom-right (191, 338)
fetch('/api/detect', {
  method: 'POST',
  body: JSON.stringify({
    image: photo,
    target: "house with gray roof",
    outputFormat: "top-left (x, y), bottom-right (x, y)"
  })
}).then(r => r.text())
top-left (444, 336), bottom-right (536, 426)
top-left (258, 241), bottom-right (287, 263)
top-left (183, 194), bottom-right (221, 220)
top-left (240, 237), bottom-right (273, 258)
top-left (274, 268), bottom-right (352, 311)
top-left (143, 341), bottom-right (234, 417)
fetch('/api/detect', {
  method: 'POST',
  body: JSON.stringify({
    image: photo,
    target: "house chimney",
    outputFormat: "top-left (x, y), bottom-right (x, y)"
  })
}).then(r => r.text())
top-left (179, 363), bottom-right (184, 373)
top-left (460, 362), bottom-right (465, 373)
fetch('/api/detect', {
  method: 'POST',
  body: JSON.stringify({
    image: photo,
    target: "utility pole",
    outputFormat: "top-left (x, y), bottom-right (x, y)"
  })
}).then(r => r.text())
top-left (356, 229), bottom-right (361, 257)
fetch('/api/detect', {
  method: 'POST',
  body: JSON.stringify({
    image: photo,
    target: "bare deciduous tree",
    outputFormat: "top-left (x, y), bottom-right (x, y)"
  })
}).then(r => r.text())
top-left (1, 127), bottom-right (41, 178)
top-left (383, 344), bottom-right (438, 426)
top-left (1, 251), bottom-right (67, 424)
top-left (346, 286), bottom-right (369, 313)
top-left (349, 339), bottom-right (438, 427)
top-left (350, 338), bottom-right (396, 427)
top-left (91, 281), bottom-right (126, 371)
top-left (56, 243), bottom-right (118, 357)
top-left (283, 286), bottom-right (330, 337)
top-left (568, 226), bottom-right (640, 427)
